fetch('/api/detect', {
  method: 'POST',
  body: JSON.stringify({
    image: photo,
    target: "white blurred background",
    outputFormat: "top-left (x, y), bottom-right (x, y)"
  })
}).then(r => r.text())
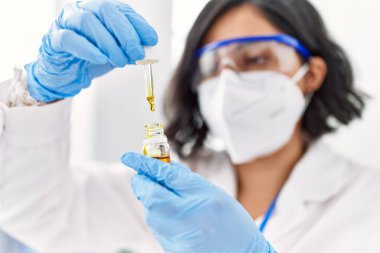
top-left (0, 0), bottom-right (379, 169)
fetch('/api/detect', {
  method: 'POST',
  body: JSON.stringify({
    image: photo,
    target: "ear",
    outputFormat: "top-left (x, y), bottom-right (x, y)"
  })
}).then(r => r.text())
top-left (299, 57), bottom-right (327, 94)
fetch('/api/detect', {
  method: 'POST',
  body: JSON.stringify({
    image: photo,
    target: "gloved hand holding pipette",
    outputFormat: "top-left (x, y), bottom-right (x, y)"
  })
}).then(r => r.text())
top-left (25, 0), bottom-right (158, 103)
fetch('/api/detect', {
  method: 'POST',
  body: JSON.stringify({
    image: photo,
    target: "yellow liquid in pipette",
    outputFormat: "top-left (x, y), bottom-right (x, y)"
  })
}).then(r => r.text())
top-left (147, 96), bottom-right (156, 112)
top-left (144, 64), bottom-right (156, 112)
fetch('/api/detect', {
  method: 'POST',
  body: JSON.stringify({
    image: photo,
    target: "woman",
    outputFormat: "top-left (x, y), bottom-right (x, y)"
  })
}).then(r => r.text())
top-left (0, 0), bottom-right (379, 252)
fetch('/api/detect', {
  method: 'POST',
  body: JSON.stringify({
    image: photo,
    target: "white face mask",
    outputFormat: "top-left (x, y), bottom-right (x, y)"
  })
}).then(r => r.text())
top-left (197, 65), bottom-right (310, 164)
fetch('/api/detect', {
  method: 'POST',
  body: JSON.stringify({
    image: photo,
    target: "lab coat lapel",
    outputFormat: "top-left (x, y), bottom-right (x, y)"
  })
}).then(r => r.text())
top-left (266, 140), bottom-right (355, 241)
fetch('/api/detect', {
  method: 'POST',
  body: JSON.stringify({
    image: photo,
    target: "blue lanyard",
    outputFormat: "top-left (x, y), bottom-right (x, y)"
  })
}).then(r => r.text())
top-left (259, 195), bottom-right (279, 233)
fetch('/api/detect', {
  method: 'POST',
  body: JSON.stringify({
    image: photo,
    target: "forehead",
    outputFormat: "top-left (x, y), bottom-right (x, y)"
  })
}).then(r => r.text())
top-left (204, 4), bottom-right (282, 45)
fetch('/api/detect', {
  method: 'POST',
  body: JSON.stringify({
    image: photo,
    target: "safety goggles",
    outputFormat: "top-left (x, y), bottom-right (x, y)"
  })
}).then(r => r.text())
top-left (196, 34), bottom-right (312, 81)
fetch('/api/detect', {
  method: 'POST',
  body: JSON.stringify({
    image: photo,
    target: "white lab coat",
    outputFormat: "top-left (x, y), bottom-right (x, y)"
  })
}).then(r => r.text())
top-left (0, 75), bottom-right (380, 253)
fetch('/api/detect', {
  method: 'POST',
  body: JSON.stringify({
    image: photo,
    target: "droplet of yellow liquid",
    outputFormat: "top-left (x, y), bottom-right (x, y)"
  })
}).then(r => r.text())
top-left (147, 96), bottom-right (156, 112)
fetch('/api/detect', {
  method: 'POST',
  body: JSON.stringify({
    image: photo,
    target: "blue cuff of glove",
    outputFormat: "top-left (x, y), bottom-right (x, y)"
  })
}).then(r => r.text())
top-left (25, 62), bottom-right (71, 103)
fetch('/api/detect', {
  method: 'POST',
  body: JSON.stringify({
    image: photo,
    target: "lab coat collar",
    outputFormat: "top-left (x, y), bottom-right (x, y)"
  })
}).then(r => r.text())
top-left (203, 139), bottom-right (358, 241)
top-left (267, 140), bottom-right (358, 241)
top-left (281, 139), bottom-right (356, 203)
top-left (208, 139), bottom-right (356, 203)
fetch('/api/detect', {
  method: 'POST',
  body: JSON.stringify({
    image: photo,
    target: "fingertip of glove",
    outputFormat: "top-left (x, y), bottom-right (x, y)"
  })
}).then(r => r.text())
top-left (143, 33), bottom-right (159, 47)
top-left (92, 53), bottom-right (108, 65)
top-left (132, 46), bottom-right (145, 61)
top-left (121, 152), bottom-right (145, 171)
top-left (121, 152), bottom-right (140, 169)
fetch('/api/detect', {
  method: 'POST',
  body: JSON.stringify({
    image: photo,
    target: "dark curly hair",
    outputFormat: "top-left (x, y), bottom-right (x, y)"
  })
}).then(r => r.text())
top-left (164, 0), bottom-right (366, 160)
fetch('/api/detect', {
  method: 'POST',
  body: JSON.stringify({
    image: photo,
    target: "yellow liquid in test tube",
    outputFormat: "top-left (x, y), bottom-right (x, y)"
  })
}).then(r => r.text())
top-left (142, 123), bottom-right (171, 163)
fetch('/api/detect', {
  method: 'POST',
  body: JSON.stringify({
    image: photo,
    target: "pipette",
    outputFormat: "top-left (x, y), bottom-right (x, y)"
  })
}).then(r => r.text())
top-left (137, 47), bottom-right (159, 112)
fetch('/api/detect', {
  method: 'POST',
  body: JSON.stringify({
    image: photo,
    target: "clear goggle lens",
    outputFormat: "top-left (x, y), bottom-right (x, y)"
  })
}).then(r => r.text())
top-left (196, 35), bottom-right (311, 82)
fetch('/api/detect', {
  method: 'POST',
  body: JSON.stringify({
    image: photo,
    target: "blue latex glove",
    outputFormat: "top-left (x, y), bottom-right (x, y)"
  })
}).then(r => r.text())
top-left (25, 0), bottom-right (158, 102)
top-left (121, 153), bottom-right (277, 253)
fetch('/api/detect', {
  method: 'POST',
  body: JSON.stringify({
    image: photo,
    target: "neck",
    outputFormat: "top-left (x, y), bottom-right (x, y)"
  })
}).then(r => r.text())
top-left (235, 127), bottom-right (306, 219)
